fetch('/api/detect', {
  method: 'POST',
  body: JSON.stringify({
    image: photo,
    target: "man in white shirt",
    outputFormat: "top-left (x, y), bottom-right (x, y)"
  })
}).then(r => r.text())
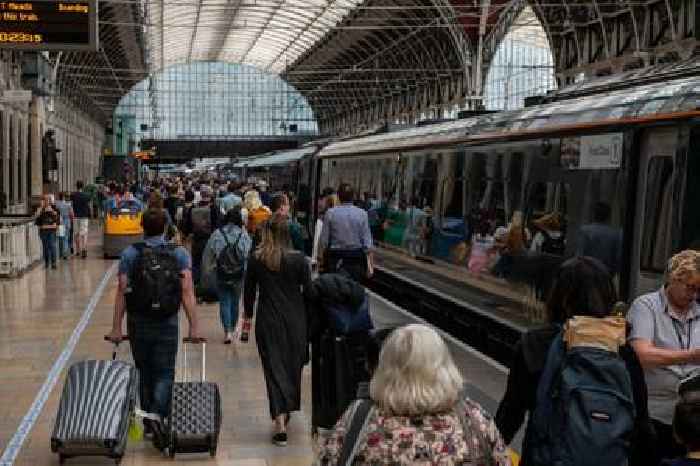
top-left (627, 249), bottom-right (700, 463)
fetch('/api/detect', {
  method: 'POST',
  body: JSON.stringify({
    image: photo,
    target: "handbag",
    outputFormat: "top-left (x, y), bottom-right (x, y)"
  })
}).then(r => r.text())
top-left (326, 294), bottom-right (373, 335)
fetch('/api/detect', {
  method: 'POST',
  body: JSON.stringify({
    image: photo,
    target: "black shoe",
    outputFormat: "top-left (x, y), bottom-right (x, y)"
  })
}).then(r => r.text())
top-left (143, 418), bottom-right (154, 438)
top-left (272, 432), bottom-right (287, 446)
top-left (150, 420), bottom-right (167, 451)
top-left (81, 251), bottom-right (87, 259)
top-left (51, 263), bottom-right (57, 269)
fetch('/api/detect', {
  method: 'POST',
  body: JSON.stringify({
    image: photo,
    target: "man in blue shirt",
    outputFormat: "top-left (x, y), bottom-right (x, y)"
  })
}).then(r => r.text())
top-left (107, 208), bottom-right (199, 449)
top-left (218, 182), bottom-right (242, 218)
top-left (320, 183), bottom-right (374, 282)
top-left (576, 202), bottom-right (622, 275)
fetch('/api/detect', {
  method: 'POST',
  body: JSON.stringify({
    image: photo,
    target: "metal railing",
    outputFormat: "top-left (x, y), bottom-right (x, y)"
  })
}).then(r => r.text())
top-left (0, 216), bottom-right (42, 277)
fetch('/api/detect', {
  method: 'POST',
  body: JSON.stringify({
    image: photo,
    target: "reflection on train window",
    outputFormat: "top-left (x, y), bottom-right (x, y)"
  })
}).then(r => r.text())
top-left (641, 157), bottom-right (675, 272)
top-left (526, 181), bottom-right (569, 255)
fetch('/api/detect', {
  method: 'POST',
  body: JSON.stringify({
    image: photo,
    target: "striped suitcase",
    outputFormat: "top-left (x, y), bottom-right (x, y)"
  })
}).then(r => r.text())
top-left (168, 338), bottom-right (221, 458)
top-left (50, 341), bottom-right (136, 465)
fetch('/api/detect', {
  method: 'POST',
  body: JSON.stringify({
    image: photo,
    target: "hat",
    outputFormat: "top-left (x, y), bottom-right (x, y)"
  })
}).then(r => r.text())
top-left (533, 212), bottom-right (561, 231)
top-left (257, 180), bottom-right (268, 188)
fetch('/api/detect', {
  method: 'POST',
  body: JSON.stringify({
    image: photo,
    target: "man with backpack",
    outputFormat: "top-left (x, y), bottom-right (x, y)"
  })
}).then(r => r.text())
top-left (202, 206), bottom-right (251, 344)
top-left (182, 186), bottom-right (219, 296)
top-left (107, 208), bottom-right (200, 450)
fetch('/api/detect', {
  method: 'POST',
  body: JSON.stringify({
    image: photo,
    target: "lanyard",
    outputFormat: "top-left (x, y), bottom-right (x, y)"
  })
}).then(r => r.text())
top-left (670, 309), bottom-right (693, 351)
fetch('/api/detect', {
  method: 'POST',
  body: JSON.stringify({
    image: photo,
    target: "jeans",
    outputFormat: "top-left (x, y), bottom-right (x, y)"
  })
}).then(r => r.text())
top-left (217, 282), bottom-right (240, 332)
top-left (58, 227), bottom-right (71, 258)
top-left (39, 230), bottom-right (57, 267)
top-left (127, 315), bottom-right (178, 419)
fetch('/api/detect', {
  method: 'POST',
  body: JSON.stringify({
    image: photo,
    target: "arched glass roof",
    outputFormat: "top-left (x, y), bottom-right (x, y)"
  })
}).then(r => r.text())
top-left (148, 0), bottom-right (362, 73)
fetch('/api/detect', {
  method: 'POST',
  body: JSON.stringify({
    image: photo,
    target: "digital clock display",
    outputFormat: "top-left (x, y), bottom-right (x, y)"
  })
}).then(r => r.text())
top-left (0, 0), bottom-right (97, 50)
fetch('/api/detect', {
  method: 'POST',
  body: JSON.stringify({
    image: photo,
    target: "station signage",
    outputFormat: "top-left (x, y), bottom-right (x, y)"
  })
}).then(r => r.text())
top-left (0, 0), bottom-right (98, 51)
top-left (561, 133), bottom-right (623, 170)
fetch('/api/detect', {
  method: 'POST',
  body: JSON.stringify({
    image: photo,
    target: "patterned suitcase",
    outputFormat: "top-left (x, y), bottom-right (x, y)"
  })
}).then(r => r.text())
top-left (168, 337), bottom-right (221, 458)
top-left (51, 339), bottom-right (136, 465)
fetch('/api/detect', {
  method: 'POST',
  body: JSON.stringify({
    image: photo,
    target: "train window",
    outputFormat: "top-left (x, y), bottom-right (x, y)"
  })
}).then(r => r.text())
top-left (681, 130), bottom-right (700, 250)
top-left (640, 157), bottom-right (674, 272)
top-left (525, 181), bottom-right (569, 255)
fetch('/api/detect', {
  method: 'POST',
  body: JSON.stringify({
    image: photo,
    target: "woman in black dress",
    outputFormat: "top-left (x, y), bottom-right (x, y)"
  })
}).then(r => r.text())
top-left (242, 214), bottom-right (311, 446)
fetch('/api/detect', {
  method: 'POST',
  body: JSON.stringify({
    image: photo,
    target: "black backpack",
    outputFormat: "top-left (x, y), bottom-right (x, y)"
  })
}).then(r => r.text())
top-left (216, 229), bottom-right (244, 286)
top-left (125, 243), bottom-right (183, 318)
top-left (541, 230), bottom-right (566, 255)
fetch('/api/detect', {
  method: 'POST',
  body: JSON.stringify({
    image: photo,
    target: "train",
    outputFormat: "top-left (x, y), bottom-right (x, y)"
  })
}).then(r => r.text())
top-left (234, 59), bottom-right (699, 322)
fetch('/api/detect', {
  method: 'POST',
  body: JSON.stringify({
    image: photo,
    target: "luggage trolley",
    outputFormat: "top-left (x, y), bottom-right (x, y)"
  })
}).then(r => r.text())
top-left (103, 208), bottom-right (143, 258)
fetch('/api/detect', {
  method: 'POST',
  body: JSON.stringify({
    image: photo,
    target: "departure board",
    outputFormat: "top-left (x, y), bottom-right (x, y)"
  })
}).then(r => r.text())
top-left (0, 0), bottom-right (97, 50)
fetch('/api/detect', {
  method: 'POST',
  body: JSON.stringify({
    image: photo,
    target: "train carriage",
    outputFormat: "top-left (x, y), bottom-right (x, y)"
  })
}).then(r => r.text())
top-left (312, 64), bottom-right (700, 325)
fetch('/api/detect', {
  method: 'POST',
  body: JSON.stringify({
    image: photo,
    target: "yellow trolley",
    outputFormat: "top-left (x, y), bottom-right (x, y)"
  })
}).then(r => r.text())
top-left (103, 209), bottom-right (143, 258)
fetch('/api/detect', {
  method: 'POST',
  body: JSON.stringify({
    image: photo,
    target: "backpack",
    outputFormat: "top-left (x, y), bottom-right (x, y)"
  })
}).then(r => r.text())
top-left (525, 330), bottom-right (636, 466)
top-left (191, 206), bottom-right (212, 238)
top-left (216, 229), bottom-right (244, 285)
top-left (125, 243), bottom-right (183, 318)
top-left (540, 230), bottom-right (566, 255)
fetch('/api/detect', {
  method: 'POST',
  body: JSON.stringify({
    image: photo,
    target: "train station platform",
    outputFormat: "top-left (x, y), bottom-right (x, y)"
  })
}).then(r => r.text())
top-left (0, 225), bottom-right (517, 466)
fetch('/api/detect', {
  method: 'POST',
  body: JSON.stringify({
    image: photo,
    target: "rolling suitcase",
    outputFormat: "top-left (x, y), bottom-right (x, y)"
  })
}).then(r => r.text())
top-left (168, 337), bottom-right (221, 458)
top-left (51, 337), bottom-right (137, 465)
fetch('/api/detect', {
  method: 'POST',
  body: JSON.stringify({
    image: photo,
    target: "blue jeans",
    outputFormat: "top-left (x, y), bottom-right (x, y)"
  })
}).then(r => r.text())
top-left (58, 227), bottom-right (71, 258)
top-left (127, 315), bottom-right (178, 418)
top-left (217, 283), bottom-right (240, 332)
top-left (39, 230), bottom-right (57, 267)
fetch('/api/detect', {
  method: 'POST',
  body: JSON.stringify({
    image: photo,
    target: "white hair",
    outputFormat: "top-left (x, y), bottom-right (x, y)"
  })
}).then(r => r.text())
top-left (244, 190), bottom-right (262, 211)
top-left (369, 324), bottom-right (463, 416)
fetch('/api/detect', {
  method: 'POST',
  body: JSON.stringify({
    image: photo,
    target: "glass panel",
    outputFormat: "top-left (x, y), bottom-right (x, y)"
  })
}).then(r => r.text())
top-left (641, 157), bottom-right (675, 272)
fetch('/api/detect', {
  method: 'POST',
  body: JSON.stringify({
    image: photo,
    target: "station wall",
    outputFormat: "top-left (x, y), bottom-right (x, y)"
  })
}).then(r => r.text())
top-left (0, 51), bottom-right (104, 214)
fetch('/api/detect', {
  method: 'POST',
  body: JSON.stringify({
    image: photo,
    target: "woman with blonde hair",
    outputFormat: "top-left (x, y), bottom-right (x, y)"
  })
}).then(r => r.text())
top-left (316, 323), bottom-right (511, 465)
top-left (243, 189), bottom-right (271, 236)
top-left (242, 214), bottom-right (311, 446)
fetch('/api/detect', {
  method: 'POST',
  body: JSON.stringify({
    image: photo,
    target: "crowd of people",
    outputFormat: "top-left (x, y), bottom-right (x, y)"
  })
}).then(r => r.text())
top-left (33, 172), bottom-right (700, 465)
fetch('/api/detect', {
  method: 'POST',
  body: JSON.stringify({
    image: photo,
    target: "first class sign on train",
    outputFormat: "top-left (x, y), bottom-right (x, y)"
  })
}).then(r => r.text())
top-left (0, 0), bottom-right (97, 51)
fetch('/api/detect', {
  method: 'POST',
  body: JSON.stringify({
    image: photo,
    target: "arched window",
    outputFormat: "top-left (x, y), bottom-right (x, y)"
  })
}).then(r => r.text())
top-left (114, 62), bottom-right (318, 142)
top-left (484, 6), bottom-right (556, 111)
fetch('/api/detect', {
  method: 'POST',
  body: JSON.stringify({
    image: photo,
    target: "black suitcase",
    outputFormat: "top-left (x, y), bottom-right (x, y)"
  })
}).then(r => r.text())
top-left (167, 337), bottom-right (221, 458)
top-left (312, 330), bottom-right (370, 431)
top-left (51, 338), bottom-right (136, 465)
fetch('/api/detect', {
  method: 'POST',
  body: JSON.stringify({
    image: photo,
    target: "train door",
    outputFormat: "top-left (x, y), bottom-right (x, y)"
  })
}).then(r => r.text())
top-left (629, 126), bottom-right (683, 297)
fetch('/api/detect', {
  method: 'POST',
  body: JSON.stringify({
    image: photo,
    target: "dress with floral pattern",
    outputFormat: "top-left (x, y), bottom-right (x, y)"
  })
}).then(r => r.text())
top-left (315, 397), bottom-right (512, 466)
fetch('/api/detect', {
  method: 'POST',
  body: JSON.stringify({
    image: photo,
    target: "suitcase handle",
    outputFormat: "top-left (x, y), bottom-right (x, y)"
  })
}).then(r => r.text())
top-left (182, 337), bottom-right (206, 382)
top-left (104, 335), bottom-right (129, 360)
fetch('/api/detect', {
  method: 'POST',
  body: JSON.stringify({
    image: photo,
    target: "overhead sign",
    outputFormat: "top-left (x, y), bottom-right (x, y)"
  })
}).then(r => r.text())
top-left (0, 0), bottom-right (98, 51)
top-left (561, 133), bottom-right (623, 170)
